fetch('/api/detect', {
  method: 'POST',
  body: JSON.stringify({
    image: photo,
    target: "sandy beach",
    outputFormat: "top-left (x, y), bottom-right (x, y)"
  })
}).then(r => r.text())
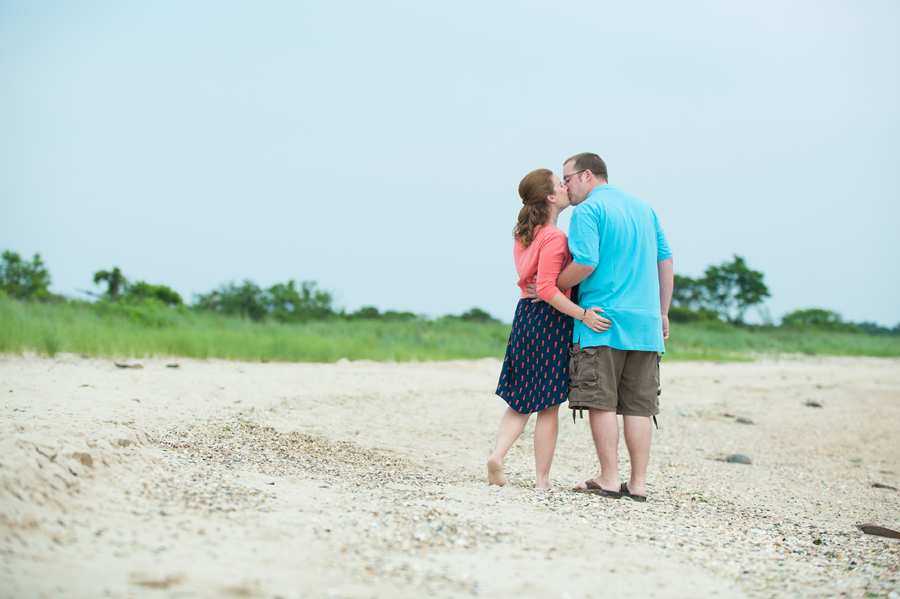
top-left (1, 353), bottom-right (898, 598)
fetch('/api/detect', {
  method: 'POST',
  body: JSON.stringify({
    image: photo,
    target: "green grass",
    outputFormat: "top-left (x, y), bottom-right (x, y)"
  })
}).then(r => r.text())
top-left (1, 295), bottom-right (898, 362)
top-left (665, 319), bottom-right (900, 360)
top-left (0, 296), bottom-right (510, 362)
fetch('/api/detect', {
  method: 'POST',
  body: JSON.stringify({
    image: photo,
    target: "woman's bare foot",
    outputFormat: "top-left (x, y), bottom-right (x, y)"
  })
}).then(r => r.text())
top-left (487, 456), bottom-right (506, 486)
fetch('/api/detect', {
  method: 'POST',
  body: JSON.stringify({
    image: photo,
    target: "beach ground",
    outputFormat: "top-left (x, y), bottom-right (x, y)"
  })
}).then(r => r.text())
top-left (1, 353), bottom-right (898, 598)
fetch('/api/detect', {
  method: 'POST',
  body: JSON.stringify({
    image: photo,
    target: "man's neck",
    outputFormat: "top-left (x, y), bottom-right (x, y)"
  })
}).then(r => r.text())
top-left (585, 180), bottom-right (608, 195)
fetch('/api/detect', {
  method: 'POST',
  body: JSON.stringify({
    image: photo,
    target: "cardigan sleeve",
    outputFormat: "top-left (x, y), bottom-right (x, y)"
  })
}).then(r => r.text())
top-left (534, 229), bottom-right (571, 302)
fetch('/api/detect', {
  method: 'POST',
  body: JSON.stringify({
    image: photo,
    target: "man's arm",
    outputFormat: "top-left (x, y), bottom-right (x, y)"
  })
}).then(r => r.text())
top-left (526, 261), bottom-right (595, 302)
top-left (557, 262), bottom-right (595, 292)
top-left (658, 258), bottom-right (673, 340)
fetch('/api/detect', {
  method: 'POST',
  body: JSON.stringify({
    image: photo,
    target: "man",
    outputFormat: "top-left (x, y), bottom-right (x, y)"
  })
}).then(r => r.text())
top-left (557, 152), bottom-right (673, 501)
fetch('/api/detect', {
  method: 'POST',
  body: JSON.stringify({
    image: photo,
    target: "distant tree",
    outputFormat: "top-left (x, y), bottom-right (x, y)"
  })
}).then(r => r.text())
top-left (194, 280), bottom-right (268, 321)
top-left (93, 267), bottom-right (127, 300)
top-left (194, 279), bottom-right (333, 322)
top-left (854, 321), bottom-right (898, 336)
top-left (226, 280), bottom-right (267, 321)
top-left (382, 310), bottom-right (419, 321)
top-left (345, 307), bottom-right (420, 321)
top-left (781, 309), bottom-right (860, 333)
top-left (0, 250), bottom-right (52, 300)
top-left (782, 308), bottom-right (843, 327)
top-left (668, 304), bottom-right (719, 324)
top-left (351, 306), bottom-right (381, 320)
top-left (458, 308), bottom-right (499, 323)
top-left (669, 273), bottom-right (720, 322)
top-left (125, 281), bottom-right (183, 307)
top-left (672, 274), bottom-right (705, 311)
top-left (698, 255), bottom-right (770, 324)
top-left (266, 280), bottom-right (334, 322)
top-left (295, 280), bottom-right (334, 320)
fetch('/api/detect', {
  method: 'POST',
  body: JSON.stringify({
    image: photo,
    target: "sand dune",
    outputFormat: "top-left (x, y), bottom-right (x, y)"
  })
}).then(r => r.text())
top-left (1, 353), bottom-right (898, 598)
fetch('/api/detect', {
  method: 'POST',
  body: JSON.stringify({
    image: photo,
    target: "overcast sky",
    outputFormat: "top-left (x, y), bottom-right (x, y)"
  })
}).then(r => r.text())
top-left (2, 1), bottom-right (898, 326)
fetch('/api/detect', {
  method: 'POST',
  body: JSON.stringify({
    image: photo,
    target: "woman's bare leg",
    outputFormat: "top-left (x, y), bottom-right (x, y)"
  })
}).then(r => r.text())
top-left (488, 407), bottom-right (530, 486)
top-left (533, 404), bottom-right (560, 489)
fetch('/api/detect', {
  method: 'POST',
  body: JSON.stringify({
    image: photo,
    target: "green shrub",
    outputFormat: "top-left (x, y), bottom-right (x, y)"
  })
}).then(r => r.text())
top-left (781, 308), bottom-right (861, 333)
top-left (669, 305), bottom-right (718, 323)
top-left (0, 250), bottom-right (53, 300)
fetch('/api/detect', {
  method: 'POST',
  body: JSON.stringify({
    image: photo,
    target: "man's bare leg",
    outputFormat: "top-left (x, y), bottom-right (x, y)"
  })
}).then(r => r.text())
top-left (533, 404), bottom-right (560, 489)
top-left (488, 407), bottom-right (530, 486)
top-left (573, 408), bottom-right (620, 490)
top-left (623, 414), bottom-right (652, 496)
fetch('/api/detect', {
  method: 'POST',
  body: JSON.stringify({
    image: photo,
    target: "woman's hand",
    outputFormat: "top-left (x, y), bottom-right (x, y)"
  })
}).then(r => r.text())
top-left (582, 307), bottom-right (611, 332)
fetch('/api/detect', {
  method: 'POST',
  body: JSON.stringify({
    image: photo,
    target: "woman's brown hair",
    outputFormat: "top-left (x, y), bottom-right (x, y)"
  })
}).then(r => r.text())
top-left (513, 168), bottom-right (554, 248)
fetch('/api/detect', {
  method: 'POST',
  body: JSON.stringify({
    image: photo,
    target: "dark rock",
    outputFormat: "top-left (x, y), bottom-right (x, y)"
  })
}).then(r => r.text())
top-left (719, 454), bottom-right (752, 465)
top-left (872, 482), bottom-right (898, 490)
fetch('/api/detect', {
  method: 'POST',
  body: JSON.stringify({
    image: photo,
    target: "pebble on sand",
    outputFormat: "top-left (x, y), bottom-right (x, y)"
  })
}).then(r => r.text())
top-left (719, 454), bottom-right (752, 465)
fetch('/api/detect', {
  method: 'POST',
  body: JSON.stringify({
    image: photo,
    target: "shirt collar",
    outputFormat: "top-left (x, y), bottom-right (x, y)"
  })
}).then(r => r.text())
top-left (586, 184), bottom-right (617, 199)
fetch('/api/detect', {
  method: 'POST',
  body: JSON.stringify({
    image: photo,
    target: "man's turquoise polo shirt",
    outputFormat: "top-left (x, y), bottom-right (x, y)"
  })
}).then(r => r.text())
top-left (568, 184), bottom-right (672, 353)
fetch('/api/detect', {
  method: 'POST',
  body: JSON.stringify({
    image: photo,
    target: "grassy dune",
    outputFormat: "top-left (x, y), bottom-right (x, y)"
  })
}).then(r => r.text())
top-left (2, 296), bottom-right (898, 362)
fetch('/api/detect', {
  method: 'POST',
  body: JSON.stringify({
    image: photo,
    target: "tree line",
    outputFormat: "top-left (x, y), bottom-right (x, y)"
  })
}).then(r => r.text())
top-left (0, 250), bottom-right (498, 324)
top-left (1, 249), bottom-right (896, 333)
top-left (669, 254), bottom-right (899, 335)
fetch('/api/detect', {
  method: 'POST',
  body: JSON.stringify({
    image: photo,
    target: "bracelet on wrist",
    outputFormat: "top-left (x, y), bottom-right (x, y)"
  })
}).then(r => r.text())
top-left (581, 308), bottom-right (586, 321)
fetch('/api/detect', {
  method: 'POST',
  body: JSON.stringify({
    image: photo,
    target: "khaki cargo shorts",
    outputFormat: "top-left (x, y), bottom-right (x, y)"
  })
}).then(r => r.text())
top-left (568, 343), bottom-right (660, 417)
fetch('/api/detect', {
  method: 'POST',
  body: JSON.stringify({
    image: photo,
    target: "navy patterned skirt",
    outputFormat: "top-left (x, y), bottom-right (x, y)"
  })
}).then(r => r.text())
top-left (496, 298), bottom-right (573, 414)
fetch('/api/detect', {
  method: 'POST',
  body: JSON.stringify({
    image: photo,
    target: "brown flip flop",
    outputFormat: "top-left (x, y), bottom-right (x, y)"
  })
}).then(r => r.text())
top-left (620, 482), bottom-right (647, 502)
top-left (573, 479), bottom-right (625, 498)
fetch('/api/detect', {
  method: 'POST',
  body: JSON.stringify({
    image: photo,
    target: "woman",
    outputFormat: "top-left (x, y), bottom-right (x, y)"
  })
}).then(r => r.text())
top-left (489, 168), bottom-right (610, 489)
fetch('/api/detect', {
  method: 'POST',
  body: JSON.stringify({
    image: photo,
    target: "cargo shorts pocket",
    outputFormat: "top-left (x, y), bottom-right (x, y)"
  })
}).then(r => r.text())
top-left (568, 344), bottom-right (600, 404)
top-left (656, 353), bottom-right (661, 395)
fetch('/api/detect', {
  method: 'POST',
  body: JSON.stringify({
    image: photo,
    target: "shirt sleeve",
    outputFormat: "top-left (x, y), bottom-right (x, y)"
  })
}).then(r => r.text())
top-left (535, 230), bottom-right (569, 302)
top-left (568, 205), bottom-right (601, 267)
top-left (654, 210), bottom-right (673, 261)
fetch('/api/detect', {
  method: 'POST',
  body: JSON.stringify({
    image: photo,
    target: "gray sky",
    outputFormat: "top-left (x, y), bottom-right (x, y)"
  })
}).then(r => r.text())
top-left (2, 1), bottom-right (898, 326)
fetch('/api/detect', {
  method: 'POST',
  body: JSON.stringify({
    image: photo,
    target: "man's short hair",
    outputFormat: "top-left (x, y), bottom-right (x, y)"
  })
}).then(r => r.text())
top-left (565, 153), bottom-right (608, 182)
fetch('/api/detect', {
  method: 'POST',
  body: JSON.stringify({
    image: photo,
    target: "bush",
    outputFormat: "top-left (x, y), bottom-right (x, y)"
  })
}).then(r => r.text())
top-left (669, 305), bottom-right (719, 323)
top-left (457, 308), bottom-right (500, 324)
top-left (266, 280), bottom-right (334, 322)
top-left (382, 310), bottom-right (419, 322)
top-left (93, 299), bottom-right (182, 328)
top-left (126, 281), bottom-right (183, 306)
top-left (194, 280), bottom-right (268, 321)
top-left (855, 321), bottom-right (900, 336)
top-left (351, 306), bottom-right (381, 319)
top-left (0, 250), bottom-right (53, 301)
top-left (781, 308), bottom-right (860, 333)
